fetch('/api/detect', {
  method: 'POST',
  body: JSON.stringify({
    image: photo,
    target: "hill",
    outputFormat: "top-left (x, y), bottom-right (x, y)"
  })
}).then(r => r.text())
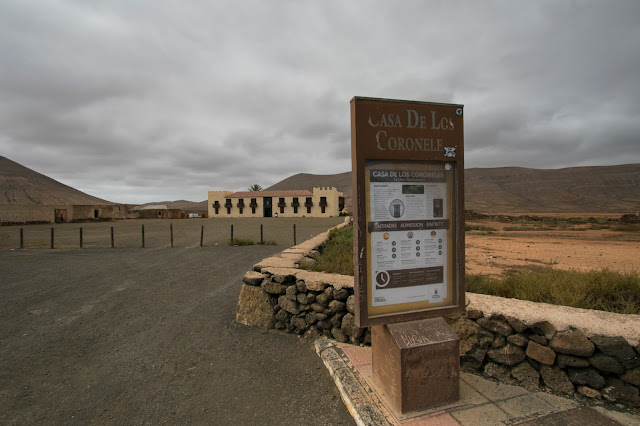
top-left (4, 154), bottom-right (638, 214)
top-left (138, 200), bottom-right (208, 211)
top-left (0, 156), bottom-right (112, 205)
top-left (266, 171), bottom-right (352, 204)
top-left (465, 164), bottom-right (640, 213)
top-left (266, 164), bottom-right (640, 214)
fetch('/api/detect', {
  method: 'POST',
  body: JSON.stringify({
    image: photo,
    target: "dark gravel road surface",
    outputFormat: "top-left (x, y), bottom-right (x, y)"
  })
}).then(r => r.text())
top-left (0, 245), bottom-right (354, 425)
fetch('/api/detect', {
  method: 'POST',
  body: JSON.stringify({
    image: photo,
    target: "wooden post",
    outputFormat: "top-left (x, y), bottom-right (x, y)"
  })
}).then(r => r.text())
top-left (231, 224), bottom-right (234, 245)
top-left (260, 224), bottom-right (263, 245)
top-left (80, 227), bottom-right (83, 249)
top-left (170, 223), bottom-right (174, 248)
top-left (111, 226), bottom-right (114, 248)
top-left (200, 225), bottom-right (204, 247)
top-left (51, 228), bottom-right (54, 249)
top-left (20, 228), bottom-right (23, 249)
top-left (142, 224), bottom-right (145, 248)
top-left (293, 223), bottom-right (297, 245)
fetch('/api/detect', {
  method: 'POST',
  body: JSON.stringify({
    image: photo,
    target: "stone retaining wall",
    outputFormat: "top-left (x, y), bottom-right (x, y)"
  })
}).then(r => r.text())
top-left (236, 220), bottom-right (369, 345)
top-left (235, 221), bottom-right (640, 409)
top-left (451, 294), bottom-right (640, 408)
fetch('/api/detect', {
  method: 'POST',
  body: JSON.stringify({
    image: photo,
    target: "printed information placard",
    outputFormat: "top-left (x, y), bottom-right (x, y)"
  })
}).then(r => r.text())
top-left (368, 163), bottom-right (449, 306)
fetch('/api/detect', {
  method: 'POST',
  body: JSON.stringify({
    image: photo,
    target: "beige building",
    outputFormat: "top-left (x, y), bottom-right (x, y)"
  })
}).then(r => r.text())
top-left (208, 187), bottom-right (344, 218)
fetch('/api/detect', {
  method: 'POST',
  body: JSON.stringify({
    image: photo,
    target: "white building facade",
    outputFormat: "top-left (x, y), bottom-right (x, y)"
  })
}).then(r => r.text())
top-left (207, 187), bottom-right (344, 218)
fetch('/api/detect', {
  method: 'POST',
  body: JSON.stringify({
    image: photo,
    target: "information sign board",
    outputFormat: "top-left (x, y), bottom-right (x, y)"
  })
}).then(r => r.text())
top-left (351, 97), bottom-right (465, 327)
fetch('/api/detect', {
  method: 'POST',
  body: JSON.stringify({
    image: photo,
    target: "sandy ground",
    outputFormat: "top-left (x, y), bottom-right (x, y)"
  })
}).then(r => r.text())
top-left (3, 216), bottom-right (637, 278)
top-left (465, 220), bottom-right (640, 278)
top-left (0, 217), bottom-right (345, 249)
top-left (1, 216), bottom-right (637, 423)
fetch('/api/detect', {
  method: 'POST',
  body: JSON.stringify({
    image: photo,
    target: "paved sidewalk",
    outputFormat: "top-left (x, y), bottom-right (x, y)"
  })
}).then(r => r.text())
top-left (315, 338), bottom-right (639, 426)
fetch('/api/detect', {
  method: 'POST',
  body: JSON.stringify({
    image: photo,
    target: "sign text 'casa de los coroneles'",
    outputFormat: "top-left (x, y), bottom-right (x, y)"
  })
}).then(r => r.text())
top-left (367, 108), bottom-right (456, 153)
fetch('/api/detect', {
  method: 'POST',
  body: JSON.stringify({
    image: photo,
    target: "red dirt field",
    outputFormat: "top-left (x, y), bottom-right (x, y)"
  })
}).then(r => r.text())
top-left (465, 218), bottom-right (640, 278)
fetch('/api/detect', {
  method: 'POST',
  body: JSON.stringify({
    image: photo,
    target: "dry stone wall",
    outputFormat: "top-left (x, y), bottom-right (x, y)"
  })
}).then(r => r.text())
top-left (236, 221), bottom-right (640, 409)
top-left (236, 220), bottom-right (370, 345)
top-left (0, 204), bottom-right (132, 224)
top-left (0, 204), bottom-right (56, 224)
top-left (450, 294), bottom-right (640, 408)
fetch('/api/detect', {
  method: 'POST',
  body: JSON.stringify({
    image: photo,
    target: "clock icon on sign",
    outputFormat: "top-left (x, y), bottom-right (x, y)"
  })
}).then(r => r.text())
top-left (376, 271), bottom-right (390, 288)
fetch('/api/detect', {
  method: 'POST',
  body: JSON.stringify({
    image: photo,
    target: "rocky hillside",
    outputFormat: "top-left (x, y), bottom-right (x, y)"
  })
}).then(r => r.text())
top-left (465, 164), bottom-right (640, 213)
top-left (266, 164), bottom-right (640, 214)
top-left (138, 200), bottom-right (208, 211)
top-left (4, 154), bottom-right (638, 214)
top-left (266, 171), bottom-right (352, 205)
top-left (0, 156), bottom-right (112, 205)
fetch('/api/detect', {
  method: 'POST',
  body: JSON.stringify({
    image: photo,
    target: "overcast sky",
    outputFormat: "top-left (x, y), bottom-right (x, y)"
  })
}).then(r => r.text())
top-left (1, 1), bottom-right (639, 203)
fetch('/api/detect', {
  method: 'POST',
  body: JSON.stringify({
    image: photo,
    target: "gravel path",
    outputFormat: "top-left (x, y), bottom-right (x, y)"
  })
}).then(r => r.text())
top-left (0, 245), bottom-right (354, 425)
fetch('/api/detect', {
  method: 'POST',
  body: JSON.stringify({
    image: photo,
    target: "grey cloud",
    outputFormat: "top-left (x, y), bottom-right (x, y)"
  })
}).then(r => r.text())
top-left (1, 1), bottom-right (639, 203)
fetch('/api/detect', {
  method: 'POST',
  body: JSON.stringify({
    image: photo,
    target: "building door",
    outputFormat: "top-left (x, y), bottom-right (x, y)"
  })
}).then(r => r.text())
top-left (54, 209), bottom-right (67, 223)
top-left (263, 197), bottom-right (272, 217)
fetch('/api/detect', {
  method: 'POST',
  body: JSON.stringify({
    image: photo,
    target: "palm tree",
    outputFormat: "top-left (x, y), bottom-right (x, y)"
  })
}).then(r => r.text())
top-left (248, 184), bottom-right (263, 191)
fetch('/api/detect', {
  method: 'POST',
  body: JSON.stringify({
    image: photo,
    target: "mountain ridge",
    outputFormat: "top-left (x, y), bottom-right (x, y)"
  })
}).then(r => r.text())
top-left (3, 155), bottom-right (638, 214)
top-left (266, 164), bottom-right (640, 214)
top-left (0, 156), bottom-right (112, 205)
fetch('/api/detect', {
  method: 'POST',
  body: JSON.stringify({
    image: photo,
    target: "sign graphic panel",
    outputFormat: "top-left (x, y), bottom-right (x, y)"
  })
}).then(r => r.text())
top-left (368, 163), bottom-right (449, 306)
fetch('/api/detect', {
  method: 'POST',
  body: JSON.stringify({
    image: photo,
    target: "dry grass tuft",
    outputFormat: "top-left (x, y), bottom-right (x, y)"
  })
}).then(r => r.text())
top-left (307, 225), bottom-right (640, 314)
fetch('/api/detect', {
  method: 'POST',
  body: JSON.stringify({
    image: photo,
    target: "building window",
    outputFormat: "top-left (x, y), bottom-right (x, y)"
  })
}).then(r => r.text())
top-left (250, 198), bottom-right (257, 214)
top-left (225, 199), bottom-right (232, 214)
top-left (291, 197), bottom-right (299, 214)
top-left (320, 196), bottom-right (327, 214)
top-left (237, 199), bottom-right (245, 215)
top-left (305, 197), bottom-right (313, 214)
top-left (213, 201), bottom-right (220, 215)
top-left (278, 197), bottom-right (286, 214)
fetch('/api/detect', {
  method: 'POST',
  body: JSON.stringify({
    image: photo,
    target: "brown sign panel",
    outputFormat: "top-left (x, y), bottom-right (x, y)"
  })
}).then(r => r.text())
top-left (351, 97), bottom-right (465, 327)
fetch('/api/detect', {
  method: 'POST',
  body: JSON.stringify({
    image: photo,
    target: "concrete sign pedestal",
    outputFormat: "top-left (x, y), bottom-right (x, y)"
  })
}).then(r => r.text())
top-left (372, 317), bottom-right (460, 414)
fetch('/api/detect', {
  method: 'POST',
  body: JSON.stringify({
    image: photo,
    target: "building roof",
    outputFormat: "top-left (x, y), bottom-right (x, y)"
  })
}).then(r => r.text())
top-left (228, 190), bottom-right (313, 198)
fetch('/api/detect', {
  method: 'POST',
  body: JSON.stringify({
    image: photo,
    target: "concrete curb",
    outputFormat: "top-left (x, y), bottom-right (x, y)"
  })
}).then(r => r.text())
top-left (315, 337), bottom-right (392, 426)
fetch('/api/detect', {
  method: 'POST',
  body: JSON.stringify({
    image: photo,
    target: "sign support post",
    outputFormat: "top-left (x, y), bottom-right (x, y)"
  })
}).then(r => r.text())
top-left (351, 97), bottom-right (465, 414)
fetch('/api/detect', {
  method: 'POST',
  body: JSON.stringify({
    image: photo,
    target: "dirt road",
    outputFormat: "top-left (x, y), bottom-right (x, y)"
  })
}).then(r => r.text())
top-left (0, 246), bottom-right (354, 425)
